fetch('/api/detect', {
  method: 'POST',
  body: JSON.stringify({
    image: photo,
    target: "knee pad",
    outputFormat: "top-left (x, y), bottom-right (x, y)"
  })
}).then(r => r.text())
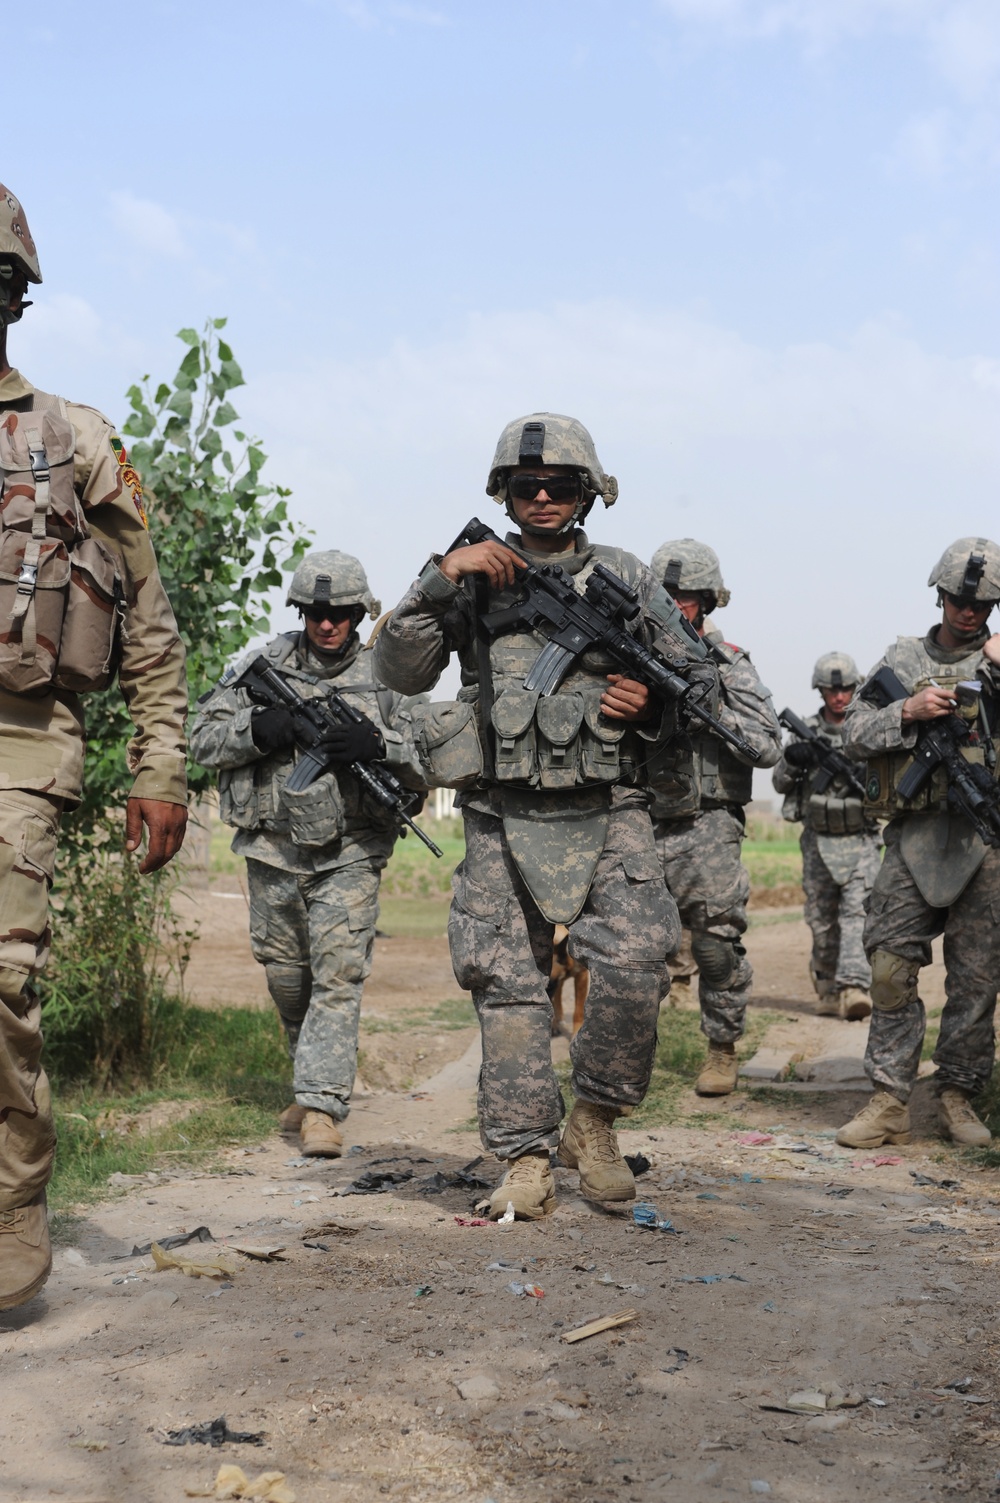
top-left (265, 964), bottom-right (311, 1025)
top-left (869, 950), bottom-right (919, 1012)
top-left (691, 934), bottom-right (741, 989)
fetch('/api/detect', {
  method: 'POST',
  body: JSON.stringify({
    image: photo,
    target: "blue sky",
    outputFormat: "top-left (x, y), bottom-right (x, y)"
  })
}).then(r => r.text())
top-left (9, 0), bottom-right (1000, 751)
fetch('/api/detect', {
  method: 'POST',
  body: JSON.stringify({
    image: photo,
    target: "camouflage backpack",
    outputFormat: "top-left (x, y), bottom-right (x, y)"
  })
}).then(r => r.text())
top-left (0, 391), bottom-right (124, 694)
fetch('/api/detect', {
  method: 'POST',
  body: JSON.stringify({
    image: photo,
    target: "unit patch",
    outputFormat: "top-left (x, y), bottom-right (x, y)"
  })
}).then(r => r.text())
top-left (110, 435), bottom-right (147, 528)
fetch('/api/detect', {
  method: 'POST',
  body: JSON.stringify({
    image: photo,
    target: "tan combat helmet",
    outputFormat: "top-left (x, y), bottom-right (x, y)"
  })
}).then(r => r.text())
top-left (486, 412), bottom-right (618, 529)
top-left (0, 184), bottom-right (41, 328)
top-left (812, 652), bottom-right (860, 690)
top-left (928, 537), bottom-right (1000, 605)
top-left (651, 538), bottom-right (730, 611)
top-left (287, 550), bottom-right (381, 620)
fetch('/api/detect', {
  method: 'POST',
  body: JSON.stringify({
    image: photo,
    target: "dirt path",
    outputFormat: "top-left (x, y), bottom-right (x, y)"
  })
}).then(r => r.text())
top-left (2, 897), bottom-right (997, 1503)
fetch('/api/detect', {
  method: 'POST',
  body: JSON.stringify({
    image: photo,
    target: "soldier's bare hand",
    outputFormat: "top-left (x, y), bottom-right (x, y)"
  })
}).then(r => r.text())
top-left (125, 797), bottom-right (188, 875)
top-left (601, 675), bottom-right (652, 722)
top-left (902, 685), bottom-right (957, 722)
top-left (983, 633), bottom-right (1000, 667)
top-left (438, 541), bottom-right (526, 589)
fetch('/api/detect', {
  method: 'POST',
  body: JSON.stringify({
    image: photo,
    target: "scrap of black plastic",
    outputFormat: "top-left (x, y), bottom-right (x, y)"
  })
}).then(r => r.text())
top-left (906, 1220), bottom-right (965, 1235)
top-left (121, 1226), bottom-right (215, 1259)
top-left (339, 1169), bottom-right (414, 1195)
top-left (663, 1347), bottom-right (690, 1373)
top-left (825, 1187), bottom-right (854, 1199)
top-left (422, 1157), bottom-right (492, 1194)
top-left (910, 1170), bottom-right (960, 1190)
top-left (163, 1416), bottom-right (264, 1447)
top-left (624, 1153), bottom-right (651, 1176)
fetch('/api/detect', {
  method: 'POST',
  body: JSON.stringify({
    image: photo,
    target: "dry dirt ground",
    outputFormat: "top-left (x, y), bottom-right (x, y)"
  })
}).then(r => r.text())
top-left (3, 887), bottom-right (999, 1503)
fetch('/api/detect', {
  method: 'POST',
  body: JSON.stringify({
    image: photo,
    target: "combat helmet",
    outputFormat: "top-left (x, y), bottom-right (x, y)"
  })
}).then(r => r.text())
top-left (287, 550), bottom-right (381, 621)
top-left (0, 185), bottom-right (41, 329)
top-left (486, 413), bottom-right (618, 532)
top-left (812, 652), bottom-right (860, 691)
top-left (651, 538), bottom-right (730, 611)
top-left (927, 537), bottom-right (1000, 605)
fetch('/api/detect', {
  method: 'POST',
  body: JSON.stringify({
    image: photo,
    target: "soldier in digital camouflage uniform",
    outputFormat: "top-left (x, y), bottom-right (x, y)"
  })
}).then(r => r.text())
top-left (374, 413), bottom-right (717, 1219)
top-left (0, 187), bottom-right (189, 1310)
top-left (649, 540), bottom-right (781, 1096)
top-left (836, 539), bottom-right (1000, 1150)
top-left (191, 552), bottom-right (424, 1158)
top-left (772, 653), bottom-right (881, 1021)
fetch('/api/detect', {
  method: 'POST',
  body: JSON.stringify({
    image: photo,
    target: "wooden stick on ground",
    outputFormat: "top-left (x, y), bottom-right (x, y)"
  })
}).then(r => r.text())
top-left (560, 1308), bottom-right (639, 1344)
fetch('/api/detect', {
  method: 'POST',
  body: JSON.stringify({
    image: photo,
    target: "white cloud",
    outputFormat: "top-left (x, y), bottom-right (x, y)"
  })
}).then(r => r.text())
top-left (656, 1), bottom-right (1000, 93)
top-left (110, 192), bottom-right (187, 259)
top-left (238, 298), bottom-right (1000, 725)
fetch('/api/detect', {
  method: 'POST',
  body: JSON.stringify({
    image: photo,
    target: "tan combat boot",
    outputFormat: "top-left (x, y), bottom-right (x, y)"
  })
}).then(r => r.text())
top-left (938, 1088), bottom-right (991, 1147)
top-left (838, 987), bottom-right (873, 1022)
top-left (695, 1041), bottom-right (739, 1096)
top-left (0, 1192), bottom-right (52, 1311)
top-left (279, 1103), bottom-right (307, 1135)
top-left (836, 1091), bottom-right (911, 1148)
top-left (814, 978), bottom-right (840, 1018)
top-left (300, 1111), bottom-right (344, 1158)
top-left (487, 1151), bottom-right (555, 1220)
top-left (558, 1100), bottom-right (636, 1203)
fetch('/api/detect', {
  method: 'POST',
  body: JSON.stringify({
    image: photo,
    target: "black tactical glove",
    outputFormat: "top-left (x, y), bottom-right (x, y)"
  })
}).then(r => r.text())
top-left (251, 705), bottom-right (298, 754)
top-left (784, 740), bottom-right (819, 770)
top-left (317, 718), bottom-right (385, 766)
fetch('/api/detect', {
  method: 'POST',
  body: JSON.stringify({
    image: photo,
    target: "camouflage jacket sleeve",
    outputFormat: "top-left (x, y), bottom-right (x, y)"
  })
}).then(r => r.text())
top-left (771, 745), bottom-right (801, 796)
top-left (188, 675), bottom-right (262, 772)
top-left (373, 559), bottom-right (469, 695)
top-left (72, 405), bottom-right (188, 805)
top-left (631, 567), bottom-right (716, 744)
top-left (716, 650), bottom-right (782, 768)
top-left (842, 645), bottom-right (918, 760)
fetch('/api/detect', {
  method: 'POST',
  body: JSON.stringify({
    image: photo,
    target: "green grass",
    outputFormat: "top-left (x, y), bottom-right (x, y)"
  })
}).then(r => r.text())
top-left (361, 995), bottom-right (477, 1036)
top-left (48, 1002), bottom-right (291, 1216)
top-left (743, 842), bottom-right (803, 891)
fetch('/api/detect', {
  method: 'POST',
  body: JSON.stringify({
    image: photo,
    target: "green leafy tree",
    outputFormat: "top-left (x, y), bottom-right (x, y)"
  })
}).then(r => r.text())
top-left (42, 321), bottom-right (311, 1082)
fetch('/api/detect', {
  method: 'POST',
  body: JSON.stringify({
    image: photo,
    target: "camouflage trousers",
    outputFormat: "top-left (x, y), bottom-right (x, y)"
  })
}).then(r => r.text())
top-left (451, 803), bottom-right (677, 1160)
top-left (246, 857), bottom-right (381, 1121)
top-left (653, 807), bottom-right (751, 1044)
top-left (0, 790), bottom-right (60, 1213)
top-left (801, 827), bottom-right (881, 993)
top-left (862, 823), bottom-right (1000, 1102)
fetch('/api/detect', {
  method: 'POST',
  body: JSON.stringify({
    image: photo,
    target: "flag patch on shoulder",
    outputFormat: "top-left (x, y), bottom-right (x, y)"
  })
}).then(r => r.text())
top-left (110, 435), bottom-right (148, 527)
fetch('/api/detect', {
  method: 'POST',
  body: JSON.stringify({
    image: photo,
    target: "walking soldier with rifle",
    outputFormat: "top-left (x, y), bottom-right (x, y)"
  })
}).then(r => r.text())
top-left (191, 552), bottom-right (427, 1158)
top-left (373, 412), bottom-right (747, 1220)
top-left (648, 539), bottom-right (782, 1097)
top-left (836, 538), bottom-right (1000, 1150)
top-left (772, 653), bottom-right (881, 1020)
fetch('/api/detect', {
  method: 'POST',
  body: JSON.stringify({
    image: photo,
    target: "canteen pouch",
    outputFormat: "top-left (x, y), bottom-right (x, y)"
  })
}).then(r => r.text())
top-left (411, 700), bottom-right (484, 790)
top-left (0, 531), bottom-right (70, 693)
top-left (281, 773), bottom-right (346, 848)
top-left (52, 536), bottom-right (125, 692)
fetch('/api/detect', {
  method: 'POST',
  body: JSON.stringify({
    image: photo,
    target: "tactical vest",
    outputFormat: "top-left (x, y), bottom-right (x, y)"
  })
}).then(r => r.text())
top-left (0, 391), bottom-right (124, 695)
top-left (218, 634), bottom-right (402, 838)
top-left (477, 545), bottom-right (643, 792)
top-left (863, 636), bottom-right (1000, 819)
top-left (780, 713), bottom-right (868, 834)
top-left (649, 730), bottom-right (754, 820)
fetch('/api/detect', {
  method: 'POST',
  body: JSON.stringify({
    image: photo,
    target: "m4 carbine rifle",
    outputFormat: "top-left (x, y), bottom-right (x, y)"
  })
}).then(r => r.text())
top-left (234, 655), bottom-right (443, 857)
top-left (777, 707), bottom-right (868, 801)
top-left (862, 665), bottom-right (1000, 849)
top-left (447, 518), bottom-right (760, 763)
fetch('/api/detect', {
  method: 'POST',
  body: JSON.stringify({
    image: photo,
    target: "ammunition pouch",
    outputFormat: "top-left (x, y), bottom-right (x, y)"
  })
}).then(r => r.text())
top-left (0, 393), bottom-right (124, 696)
top-left (411, 699), bottom-right (484, 790)
top-left (280, 772), bottom-right (346, 848)
top-left (804, 792), bottom-right (868, 835)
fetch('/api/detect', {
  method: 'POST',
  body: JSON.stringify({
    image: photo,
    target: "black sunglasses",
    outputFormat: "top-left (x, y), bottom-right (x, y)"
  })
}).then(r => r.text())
top-left (945, 593), bottom-right (992, 613)
top-left (507, 473), bottom-right (582, 503)
top-left (301, 604), bottom-right (358, 625)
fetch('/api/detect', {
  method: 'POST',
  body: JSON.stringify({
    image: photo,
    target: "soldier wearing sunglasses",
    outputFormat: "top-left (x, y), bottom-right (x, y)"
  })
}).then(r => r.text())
top-left (375, 413), bottom-right (715, 1219)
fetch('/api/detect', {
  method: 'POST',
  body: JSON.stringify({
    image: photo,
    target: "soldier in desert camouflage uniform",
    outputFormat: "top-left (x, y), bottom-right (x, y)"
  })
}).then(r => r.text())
top-left (191, 552), bottom-right (424, 1158)
top-left (0, 187), bottom-right (189, 1310)
top-left (836, 539), bottom-right (1000, 1150)
top-left (375, 413), bottom-right (717, 1219)
top-left (772, 653), bottom-right (881, 1021)
top-left (648, 540), bottom-right (781, 1095)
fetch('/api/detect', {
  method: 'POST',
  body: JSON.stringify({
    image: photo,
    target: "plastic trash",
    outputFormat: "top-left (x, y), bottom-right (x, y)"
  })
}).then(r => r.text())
top-left (151, 1243), bottom-right (238, 1280)
top-left (632, 1204), bottom-right (680, 1234)
top-left (506, 1281), bottom-right (544, 1298)
top-left (163, 1417), bottom-right (264, 1447)
top-left (119, 1226), bottom-right (214, 1259)
top-left (337, 1169), bottom-right (413, 1195)
top-left (184, 1464), bottom-right (295, 1501)
top-left (662, 1347), bottom-right (689, 1373)
top-left (910, 1171), bottom-right (961, 1189)
top-left (414, 1285), bottom-right (433, 1297)
top-left (907, 1221), bottom-right (966, 1236)
top-left (696, 1193), bottom-right (721, 1201)
top-left (498, 1201), bottom-right (516, 1226)
top-left (679, 1273), bottom-right (748, 1284)
top-left (453, 1215), bottom-right (492, 1227)
top-left (623, 1152), bottom-right (652, 1176)
top-left (733, 1132), bottom-right (773, 1146)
